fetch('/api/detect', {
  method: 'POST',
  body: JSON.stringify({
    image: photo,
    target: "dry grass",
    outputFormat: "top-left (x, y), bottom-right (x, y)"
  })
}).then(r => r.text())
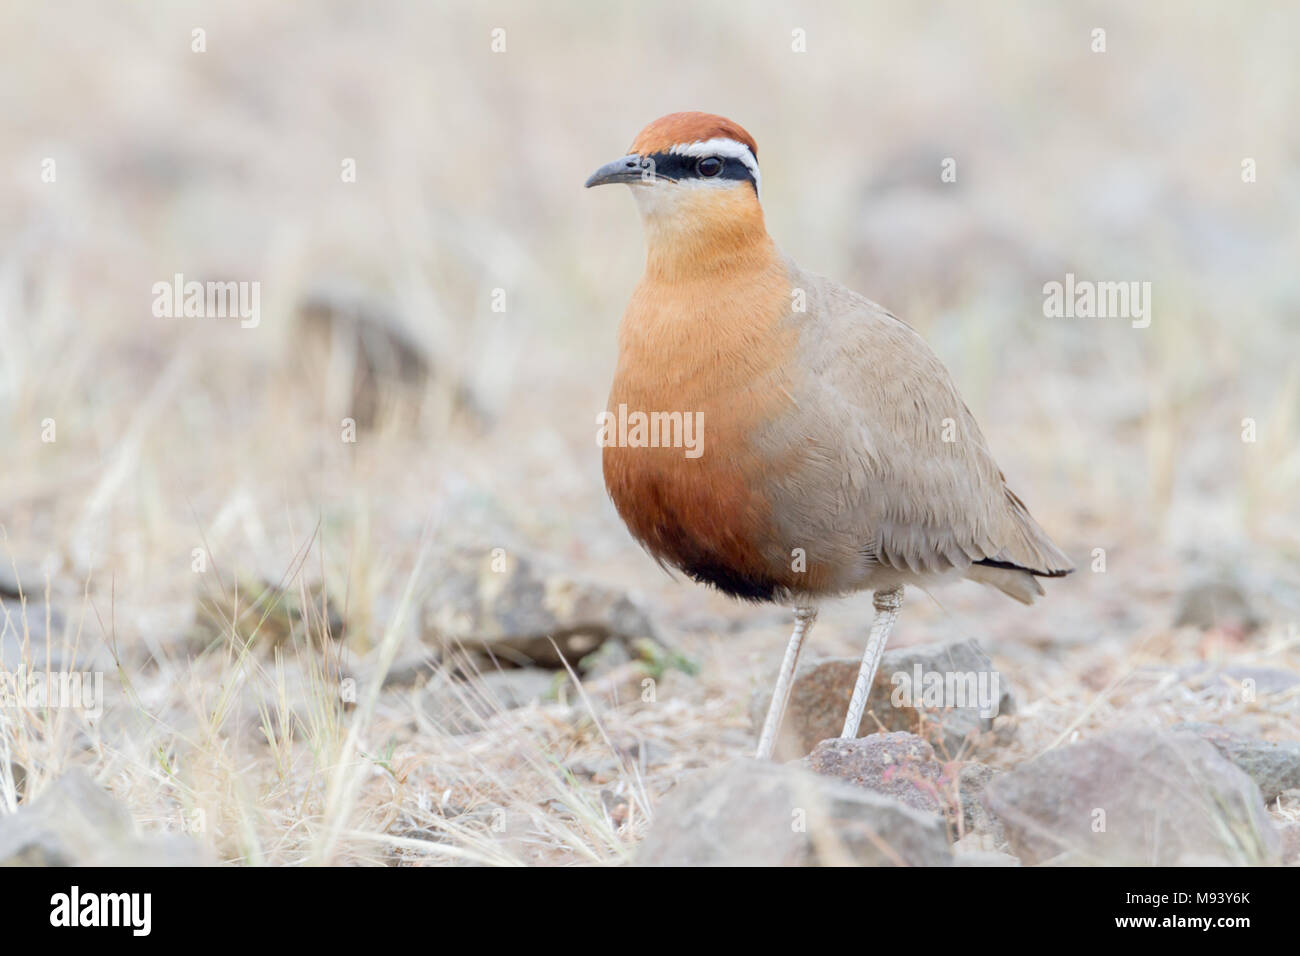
top-left (1, 0), bottom-right (1298, 865)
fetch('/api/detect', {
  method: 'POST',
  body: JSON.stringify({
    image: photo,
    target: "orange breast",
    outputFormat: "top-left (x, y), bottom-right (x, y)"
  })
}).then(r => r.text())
top-left (604, 430), bottom-right (777, 600)
top-left (602, 256), bottom-right (803, 601)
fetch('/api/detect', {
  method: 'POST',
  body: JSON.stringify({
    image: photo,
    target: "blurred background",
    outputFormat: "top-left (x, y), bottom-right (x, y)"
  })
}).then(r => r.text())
top-left (1, 0), bottom-right (1297, 864)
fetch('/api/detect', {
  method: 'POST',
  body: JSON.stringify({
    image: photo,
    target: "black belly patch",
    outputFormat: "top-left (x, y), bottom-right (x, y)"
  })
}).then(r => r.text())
top-left (679, 557), bottom-right (780, 603)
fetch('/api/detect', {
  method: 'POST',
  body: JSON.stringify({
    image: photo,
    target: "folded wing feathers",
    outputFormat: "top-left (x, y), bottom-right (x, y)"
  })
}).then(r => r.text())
top-left (805, 270), bottom-right (1072, 586)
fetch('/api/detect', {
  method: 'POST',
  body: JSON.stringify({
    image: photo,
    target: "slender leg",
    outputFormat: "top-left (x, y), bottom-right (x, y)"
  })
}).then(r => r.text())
top-left (755, 606), bottom-right (817, 760)
top-left (839, 585), bottom-right (905, 740)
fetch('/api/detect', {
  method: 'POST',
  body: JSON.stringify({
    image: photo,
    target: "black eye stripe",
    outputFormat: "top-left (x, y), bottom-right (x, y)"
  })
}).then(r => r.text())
top-left (642, 152), bottom-right (757, 189)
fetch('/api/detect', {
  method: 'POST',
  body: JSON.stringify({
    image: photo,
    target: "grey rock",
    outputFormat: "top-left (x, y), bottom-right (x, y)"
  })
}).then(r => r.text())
top-left (952, 837), bottom-right (1020, 866)
top-left (803, 733), bottom-right (947, 815)
top-left (1278, 821), bottom-right (1300, 865)
top-left (296, 280), bottom-right (488, 430)
top-left (421, 547), bottom-right (660, 669)
top-left (956, 762), bottom-right (1007, 846)
top-left (1173, 722), bottom-right (1300, 802)
top-left (984, 729), bottom-right (1282, 865)
top-left (1175, 663), bottom-right (1300, 700)
top-left (752, 639), bottom-right (1014, 760)
top-left (0, 769), bottom-right (210, 866)
top-left (1173, 579), bottom-right (1262, 633)
top-left (636, 758), bottom-right (952, 867)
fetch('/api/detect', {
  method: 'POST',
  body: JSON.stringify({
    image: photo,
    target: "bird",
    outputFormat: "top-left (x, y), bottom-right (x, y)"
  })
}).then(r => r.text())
top-left (586, 112), bottom-right (1072, 760)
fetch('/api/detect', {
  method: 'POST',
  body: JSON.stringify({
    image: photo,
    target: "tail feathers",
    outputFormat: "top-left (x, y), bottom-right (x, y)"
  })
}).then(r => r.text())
top-left (994, 487), bottom-right (1075, 577)
top-left (965, 563), bottom-right (1046, 605)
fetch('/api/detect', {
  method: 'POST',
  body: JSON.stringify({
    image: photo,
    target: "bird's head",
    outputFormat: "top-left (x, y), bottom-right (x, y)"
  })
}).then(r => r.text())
top-left (585, 112), bottom-right (768, 265)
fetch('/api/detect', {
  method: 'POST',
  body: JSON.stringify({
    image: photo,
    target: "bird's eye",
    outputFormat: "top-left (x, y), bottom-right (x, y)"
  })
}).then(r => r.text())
top-left (696, 156), bottom-right (724, 177)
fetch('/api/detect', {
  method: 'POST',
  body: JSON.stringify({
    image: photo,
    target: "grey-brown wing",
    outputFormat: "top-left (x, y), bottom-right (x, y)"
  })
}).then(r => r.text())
top-left (786, 272), bottom-right (1072, 579)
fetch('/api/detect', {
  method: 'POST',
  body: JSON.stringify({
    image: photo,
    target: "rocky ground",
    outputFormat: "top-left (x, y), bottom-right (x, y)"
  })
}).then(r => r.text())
top-left (3, 534), bottom-right (1298, 866)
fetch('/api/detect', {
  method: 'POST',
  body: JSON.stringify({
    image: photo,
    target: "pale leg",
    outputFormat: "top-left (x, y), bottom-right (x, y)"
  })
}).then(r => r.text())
top-left (839, 585), bottom-right (904, 739)
top-left (755, 606), bottom-right (818, 760)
